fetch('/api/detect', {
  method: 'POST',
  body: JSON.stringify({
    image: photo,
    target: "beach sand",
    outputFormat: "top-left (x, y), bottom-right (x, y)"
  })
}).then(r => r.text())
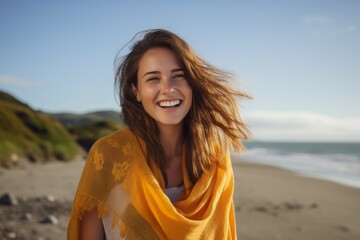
top-left (232, 155), bottom-right (360, 240)
top-left (0, 156), bottom-right (359, 239)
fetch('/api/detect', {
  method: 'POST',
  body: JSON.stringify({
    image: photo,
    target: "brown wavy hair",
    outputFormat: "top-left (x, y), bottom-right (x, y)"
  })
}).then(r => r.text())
top-left (115, 29), bottom-right (251, 185)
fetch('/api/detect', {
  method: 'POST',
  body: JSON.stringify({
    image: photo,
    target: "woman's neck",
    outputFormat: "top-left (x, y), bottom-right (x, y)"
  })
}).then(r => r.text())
top-left (158, 123), bottom-right (183, 160)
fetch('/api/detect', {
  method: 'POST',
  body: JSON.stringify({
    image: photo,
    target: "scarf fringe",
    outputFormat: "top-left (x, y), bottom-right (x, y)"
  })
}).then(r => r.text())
top-left (70, 193), bottom-right (107, 220)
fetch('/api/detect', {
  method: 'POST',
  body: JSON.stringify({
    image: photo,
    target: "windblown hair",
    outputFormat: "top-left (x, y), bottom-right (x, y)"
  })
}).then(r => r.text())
top-left (115, 29), bottom-right (251, 185)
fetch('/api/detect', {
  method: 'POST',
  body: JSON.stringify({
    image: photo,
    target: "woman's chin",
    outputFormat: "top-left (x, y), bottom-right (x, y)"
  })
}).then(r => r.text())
top-left (155, 120), bottom-right (184, 128)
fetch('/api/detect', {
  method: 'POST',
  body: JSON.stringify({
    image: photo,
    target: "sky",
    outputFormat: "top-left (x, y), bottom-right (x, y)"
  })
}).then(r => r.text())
top-left (1, 0), bottom-right (359, 142)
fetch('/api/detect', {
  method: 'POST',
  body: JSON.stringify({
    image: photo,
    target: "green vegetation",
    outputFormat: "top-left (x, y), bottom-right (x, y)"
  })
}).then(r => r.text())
top-left (0, 91), bottom-right (81, 167)
top-left (68, 120), bottom-right (123, 151)
top-left (0, 91), bottom-right (124, 168)
top-left (49, 110), bottom-right (124, 151)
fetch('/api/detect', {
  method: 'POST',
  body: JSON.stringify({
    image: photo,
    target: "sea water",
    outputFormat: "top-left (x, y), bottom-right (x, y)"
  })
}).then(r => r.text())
top-left (236, 142), bottom-right (360, 189)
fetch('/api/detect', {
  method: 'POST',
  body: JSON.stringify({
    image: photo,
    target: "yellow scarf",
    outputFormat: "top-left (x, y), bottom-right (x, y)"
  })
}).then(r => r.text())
top-left (67, 128), bottom-right (236, 239)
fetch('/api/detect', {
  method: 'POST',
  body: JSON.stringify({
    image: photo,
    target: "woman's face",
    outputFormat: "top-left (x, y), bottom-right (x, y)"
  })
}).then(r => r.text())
top-left (133, 47), bottom-right (192, 128)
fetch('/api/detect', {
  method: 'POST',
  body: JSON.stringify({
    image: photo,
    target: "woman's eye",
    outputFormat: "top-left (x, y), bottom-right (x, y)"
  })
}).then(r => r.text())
top-left (174, 74), bottom-right (185, 79)
top-left (147, 77), bottom-right (160, 82)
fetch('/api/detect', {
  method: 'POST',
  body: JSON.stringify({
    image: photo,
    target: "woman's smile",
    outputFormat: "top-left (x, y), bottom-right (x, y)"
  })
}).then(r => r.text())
top-left (157, 99), bottom-right (182, 108)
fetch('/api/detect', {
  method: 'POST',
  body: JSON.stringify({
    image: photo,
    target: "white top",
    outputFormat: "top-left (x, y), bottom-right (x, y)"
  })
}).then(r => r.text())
top-left (165, 184), bottom-right (185, 203)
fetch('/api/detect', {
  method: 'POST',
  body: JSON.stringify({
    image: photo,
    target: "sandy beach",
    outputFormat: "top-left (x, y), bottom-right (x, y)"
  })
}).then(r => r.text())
top-left (0, 156), bottom-right (359, 240)
top-left (232, 155), bottom-right (360, 240)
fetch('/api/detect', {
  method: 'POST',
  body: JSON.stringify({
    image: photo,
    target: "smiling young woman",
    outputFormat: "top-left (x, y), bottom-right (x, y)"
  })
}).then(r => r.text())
top-left (67, 29), bottom-right (251, 240)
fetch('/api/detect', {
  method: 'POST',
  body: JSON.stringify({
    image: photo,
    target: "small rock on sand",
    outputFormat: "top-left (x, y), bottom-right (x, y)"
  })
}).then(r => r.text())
top-left (0, 193), bottom-right (18, 206)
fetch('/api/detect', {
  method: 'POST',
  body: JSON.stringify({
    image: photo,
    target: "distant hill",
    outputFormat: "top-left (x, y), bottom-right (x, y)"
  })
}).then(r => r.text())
top-left (49, 111), bottom-right (124, 151)
top-left (49, 111), bottom-right (124, 127)
top-left (68, 120), bottom-right (123, 151)
top-left (0, 91), bottom-right (81, 167)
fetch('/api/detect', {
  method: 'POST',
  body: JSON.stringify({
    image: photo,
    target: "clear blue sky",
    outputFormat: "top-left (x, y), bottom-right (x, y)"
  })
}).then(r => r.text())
top-left (1, 0), bottom-right (359, 141)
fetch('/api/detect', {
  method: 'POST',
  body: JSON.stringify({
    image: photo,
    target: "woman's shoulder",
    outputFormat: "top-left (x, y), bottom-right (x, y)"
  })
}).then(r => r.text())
top-left (84, 127), bottom-right (139, 176)
top-left (97, 126), bottom-right (132, 140)
top-left (212, 144), bottom-right (232, 168)
top-left (90, 127), bottom-right (135, 151)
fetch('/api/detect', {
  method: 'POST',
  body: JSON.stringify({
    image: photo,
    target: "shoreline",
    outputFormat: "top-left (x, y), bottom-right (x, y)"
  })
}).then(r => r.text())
top-left (237, 145), bottom-right (360, 190)
top-left (236, 155), bottom-right (360, 190)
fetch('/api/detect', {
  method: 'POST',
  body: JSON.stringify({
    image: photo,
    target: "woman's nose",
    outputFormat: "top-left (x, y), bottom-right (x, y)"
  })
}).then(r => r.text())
top-left (161, 78), bottom-right (175, 94)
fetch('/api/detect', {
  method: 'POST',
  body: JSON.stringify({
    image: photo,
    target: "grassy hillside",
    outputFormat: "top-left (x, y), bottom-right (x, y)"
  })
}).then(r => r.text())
top-left (68, 120), bottom-right (123, 151)
top-left (50, 110), bottom-right (124, 151)
top-left (0, 91), bottom-right (81, 167)
top-left (49, 110), bottom-right (123, 127)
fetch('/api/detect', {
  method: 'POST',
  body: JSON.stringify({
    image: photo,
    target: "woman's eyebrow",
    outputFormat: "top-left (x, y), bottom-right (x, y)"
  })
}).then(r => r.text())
top-left (142, 69), bottom-right (183, 78)
top-left (142, 71), bottom-right (160, 78)
top-left (171, 68), bottom-right (183, 73)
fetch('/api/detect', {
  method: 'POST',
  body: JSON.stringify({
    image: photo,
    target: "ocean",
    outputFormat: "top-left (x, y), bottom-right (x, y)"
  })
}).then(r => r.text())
top-left (235, 141), bottom-right (360, 189)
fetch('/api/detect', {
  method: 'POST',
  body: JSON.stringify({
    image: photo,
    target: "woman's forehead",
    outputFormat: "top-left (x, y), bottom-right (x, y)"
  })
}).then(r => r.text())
top-left (138, 48), bottom-right (181, 74)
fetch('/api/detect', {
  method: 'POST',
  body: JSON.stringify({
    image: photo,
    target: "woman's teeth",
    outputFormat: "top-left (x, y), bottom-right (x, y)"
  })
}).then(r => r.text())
top-left (158, 100), bottom-right (181, 108)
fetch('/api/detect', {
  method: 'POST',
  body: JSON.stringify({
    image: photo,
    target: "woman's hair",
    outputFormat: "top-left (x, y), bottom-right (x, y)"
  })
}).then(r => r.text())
top-left (115, 29), bottom-right (251, 185)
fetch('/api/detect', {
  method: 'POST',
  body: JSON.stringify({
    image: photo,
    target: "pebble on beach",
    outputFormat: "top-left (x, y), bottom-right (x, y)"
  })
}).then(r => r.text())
top-left (0, 193), bottom-right (18, 206)
top-left (0, 192), bottom-right (72, 240)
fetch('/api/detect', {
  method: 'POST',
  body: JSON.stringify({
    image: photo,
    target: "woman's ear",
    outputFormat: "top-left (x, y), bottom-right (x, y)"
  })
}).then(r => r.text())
top-left (131, 84), bottom-right (141, 102)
